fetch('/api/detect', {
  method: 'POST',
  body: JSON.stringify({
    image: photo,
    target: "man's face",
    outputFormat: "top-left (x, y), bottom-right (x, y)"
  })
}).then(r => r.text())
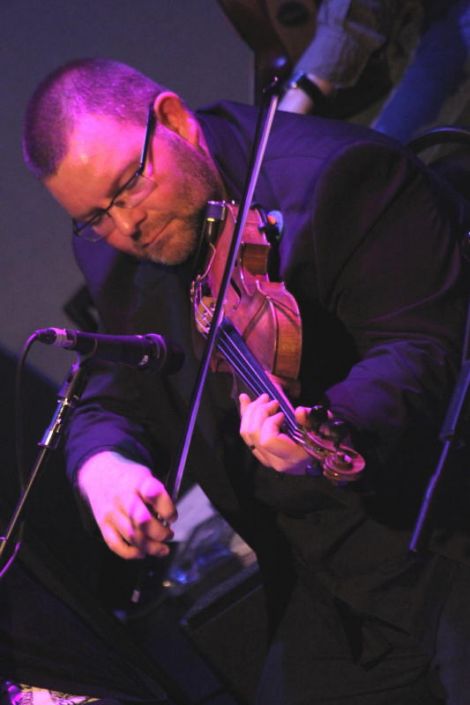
top-left (45, 107), bottom-right (224, 265)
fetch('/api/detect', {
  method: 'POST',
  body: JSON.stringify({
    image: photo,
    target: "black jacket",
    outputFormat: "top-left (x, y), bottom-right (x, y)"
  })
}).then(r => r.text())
top-left (68, 102), bottom-right (468, 646)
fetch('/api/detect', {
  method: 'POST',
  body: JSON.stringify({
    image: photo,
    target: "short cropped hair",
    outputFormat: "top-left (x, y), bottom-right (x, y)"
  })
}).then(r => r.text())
top-left (23, 58), bottom-right (167, 179)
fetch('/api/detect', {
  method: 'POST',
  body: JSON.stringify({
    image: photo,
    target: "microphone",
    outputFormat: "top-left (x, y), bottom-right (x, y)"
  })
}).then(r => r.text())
top-left (35, 328), bottom-right (184, 373)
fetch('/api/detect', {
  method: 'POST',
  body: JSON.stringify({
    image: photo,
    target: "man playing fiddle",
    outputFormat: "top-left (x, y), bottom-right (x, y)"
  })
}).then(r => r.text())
top-left (22, 58), bottom-right (470, 704)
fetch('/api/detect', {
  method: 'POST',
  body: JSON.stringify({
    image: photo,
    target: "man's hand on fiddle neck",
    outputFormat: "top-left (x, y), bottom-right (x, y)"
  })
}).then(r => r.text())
top-left (239, 393), bottom-right (311, 474)
top-left (77, 451), bottom-right (177, 560)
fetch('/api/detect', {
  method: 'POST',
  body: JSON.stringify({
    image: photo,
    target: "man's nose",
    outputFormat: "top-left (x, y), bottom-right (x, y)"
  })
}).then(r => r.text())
top-left (109, 205), bottom-right (146, 237)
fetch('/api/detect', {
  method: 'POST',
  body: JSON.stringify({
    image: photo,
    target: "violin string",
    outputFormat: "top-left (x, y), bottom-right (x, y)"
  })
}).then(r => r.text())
top-left (216, 322), bottom-right (299, 435)
top-left (218, 327), bottom-right (297, 430)
top-left (216, 322), bottom-right (282, 402)
top-left (217, 333), bottom-right (267, 398)
top-left (216, 332), bottom-right (265, 397)
top-left (220, 338), bottom-right (300, 440)
top-left (217, 331), bottom-right (313, 459)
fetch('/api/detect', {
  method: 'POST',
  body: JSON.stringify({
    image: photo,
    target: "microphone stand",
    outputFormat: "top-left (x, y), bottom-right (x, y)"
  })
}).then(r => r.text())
top-left (409, 293), bottom-right (470, 552)
top-left (166, 77), bottom-right (283, 501)
top-left (0, 358), bottom-right (90, 566)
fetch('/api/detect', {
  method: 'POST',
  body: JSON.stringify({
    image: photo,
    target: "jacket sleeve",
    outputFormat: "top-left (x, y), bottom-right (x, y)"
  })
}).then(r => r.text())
top-left (64, 361), bottom-right (158, 487)
top-left (312, 142), bottom-right (465, 470)
top-left (270, 134), bottom-right (466, 481)
top-left (62, 243), bottom-right (161, 487)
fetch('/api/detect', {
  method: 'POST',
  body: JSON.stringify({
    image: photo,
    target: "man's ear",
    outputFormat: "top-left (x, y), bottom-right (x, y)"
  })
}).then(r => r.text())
top-left (152, 92), bottom-right (201, 147)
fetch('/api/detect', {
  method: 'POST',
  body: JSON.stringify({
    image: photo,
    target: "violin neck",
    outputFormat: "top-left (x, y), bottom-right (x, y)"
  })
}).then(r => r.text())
top-left (216, 319), bottom-right (299, 436)
top-left (215, 319), bottom-right (366, 484)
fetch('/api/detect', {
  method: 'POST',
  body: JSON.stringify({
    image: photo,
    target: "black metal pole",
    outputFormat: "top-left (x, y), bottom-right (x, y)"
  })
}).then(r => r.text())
top-left (0, 359), bottom-right (89, 565)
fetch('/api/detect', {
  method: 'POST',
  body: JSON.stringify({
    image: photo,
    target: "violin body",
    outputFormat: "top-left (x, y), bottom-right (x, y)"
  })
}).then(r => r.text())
top-left (192, 201), bottom-right (302, 384)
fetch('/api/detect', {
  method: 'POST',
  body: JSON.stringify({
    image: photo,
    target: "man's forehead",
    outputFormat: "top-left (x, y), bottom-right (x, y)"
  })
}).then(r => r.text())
top-left (66, 112), bottom-right (142, 164)
top-left (45, 113), bottom-right (143, 216)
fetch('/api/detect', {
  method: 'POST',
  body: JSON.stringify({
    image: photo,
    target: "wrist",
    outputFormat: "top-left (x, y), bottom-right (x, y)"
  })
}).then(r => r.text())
top-left (281, 71), bottom-right (335, 115)
top-left (279, 85), bottom-right (314, 114)
top-left (77, 450), bottom-right (143, 499)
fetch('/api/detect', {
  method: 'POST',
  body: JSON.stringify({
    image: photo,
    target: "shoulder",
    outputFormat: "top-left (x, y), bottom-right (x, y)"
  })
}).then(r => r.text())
top-left (196, 100), bottom-right (405, 159)
top-left (196, 100), bottom-right (413, 204)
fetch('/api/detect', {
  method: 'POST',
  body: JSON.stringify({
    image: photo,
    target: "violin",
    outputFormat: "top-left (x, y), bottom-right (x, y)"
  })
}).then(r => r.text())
top-left (191, 200), bottom-right (365, 485)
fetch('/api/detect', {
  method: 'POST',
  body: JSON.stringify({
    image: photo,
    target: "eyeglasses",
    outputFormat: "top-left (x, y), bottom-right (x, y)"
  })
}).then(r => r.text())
top-left (72, 103), bottom-right (157, 242)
